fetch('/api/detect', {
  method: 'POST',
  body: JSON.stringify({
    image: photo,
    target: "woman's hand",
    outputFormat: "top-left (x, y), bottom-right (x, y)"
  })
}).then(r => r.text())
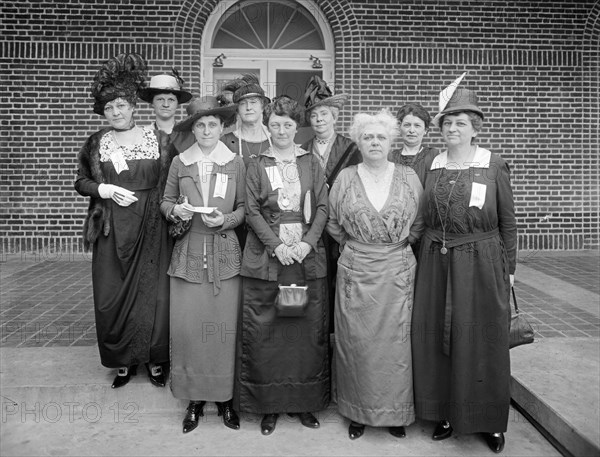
top-left (172, 202), bottom-right (194, 221)
top-left (290, 241), bottom-right (312, 263)
top-left (274, 244), bottom-right (294, 266)
top-left (98, 183), bottom-right (138, 207)
top-left (510, 274), bottom-right (515, 288)
top-left (201, 209), bottom-right (225, 228)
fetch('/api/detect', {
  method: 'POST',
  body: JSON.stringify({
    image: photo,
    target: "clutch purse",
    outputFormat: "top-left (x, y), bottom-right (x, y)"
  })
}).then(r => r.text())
top-left (167, 195), bottom-right (192, 240)
top-left (275, 284), bottom-right (309, 317)
top-left (509, 287), bottom-right (535, 349)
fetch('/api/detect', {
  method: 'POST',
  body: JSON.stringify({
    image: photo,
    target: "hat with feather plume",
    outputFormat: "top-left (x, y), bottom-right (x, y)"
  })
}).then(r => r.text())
top-left (303, 75), bottom-right (348, 112)
top-left (90, 53), bottom-right (148, 115)
top-left (232, 73), bottom-right (270, 104)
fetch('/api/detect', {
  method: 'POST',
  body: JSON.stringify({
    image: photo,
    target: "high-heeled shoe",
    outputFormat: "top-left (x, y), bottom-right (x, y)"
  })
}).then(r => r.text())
top-left (287, 412), bottom-right (320, 428)
top-left (261, 413), bottom-right (279, 435)
top-left (111, 365), bottom-right (137, 389)
top-left (145, 363), bottom-right (166, 387)
top-left (432, 420), bottom-right (453, 440)
top-left (389, 426), bottom-right (406, 438)
top-left (484, 432), bottom-right (505, 453)
top-left (182, 400), bottom-right (206, 434)
top-left (216, 400), bottom-right (240, 430)
top-left (348, 421), bottom-right (365, 440)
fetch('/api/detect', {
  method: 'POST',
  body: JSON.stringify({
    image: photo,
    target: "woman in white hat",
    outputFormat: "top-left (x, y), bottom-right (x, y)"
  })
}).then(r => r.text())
top-left (161, 96), bottom-right (245, 434)
top-left (139, 71), bottom-right (193, 135)
top-left (411, 80), bottom-right (517, 454)
top-left (74, 53), bottom-right (172, 390)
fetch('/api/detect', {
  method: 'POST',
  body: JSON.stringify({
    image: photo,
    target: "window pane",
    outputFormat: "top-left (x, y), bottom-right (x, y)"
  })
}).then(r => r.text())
top-left (213, 0), bottom-right (325, 50)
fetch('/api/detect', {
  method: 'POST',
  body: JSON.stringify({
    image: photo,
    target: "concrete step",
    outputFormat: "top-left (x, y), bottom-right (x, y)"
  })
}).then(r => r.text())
top-left (1, 346), bottom-right (560, 456)
top-left (510, 337), bottom-right (600, 457)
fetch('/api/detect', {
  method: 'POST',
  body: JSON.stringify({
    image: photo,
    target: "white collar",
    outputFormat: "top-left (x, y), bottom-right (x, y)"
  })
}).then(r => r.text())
top-left (430, 146), bottom-right (491, 170)
top-left (180, 141), bottom-right (236, 166)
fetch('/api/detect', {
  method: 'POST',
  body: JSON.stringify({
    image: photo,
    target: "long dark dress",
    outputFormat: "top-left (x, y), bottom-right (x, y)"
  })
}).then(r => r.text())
top-left (235, 146), bottom-right (330, 414)
top-left (412, 147), bottom-right (517, 434)
top-left (75, 127), bottom-right (172, 368)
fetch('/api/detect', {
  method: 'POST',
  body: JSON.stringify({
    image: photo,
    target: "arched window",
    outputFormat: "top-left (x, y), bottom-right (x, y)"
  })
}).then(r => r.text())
top-left (202, 0), bottom-right (334, 102)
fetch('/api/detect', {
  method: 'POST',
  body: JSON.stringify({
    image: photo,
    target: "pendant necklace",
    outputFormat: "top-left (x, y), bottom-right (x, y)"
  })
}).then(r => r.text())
top-left (433, 168), bottom-right (463, 254)
top-left (362, 163), bottom-right (389, 183)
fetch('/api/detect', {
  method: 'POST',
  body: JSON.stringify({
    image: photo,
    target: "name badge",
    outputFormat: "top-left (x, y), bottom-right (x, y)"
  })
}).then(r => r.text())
top-left (110, 149), bottom-right (129, 174)
top-left (213, 173), bottom-right (228, 199)
top-left (265, 166), bottom-right (283, 190)
top-left (469, 182), bottom-right (486, 209)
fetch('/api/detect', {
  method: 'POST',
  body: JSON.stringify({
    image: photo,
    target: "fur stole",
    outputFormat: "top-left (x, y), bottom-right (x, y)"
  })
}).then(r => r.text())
top-left (78, 127), bottom-right (174, 251)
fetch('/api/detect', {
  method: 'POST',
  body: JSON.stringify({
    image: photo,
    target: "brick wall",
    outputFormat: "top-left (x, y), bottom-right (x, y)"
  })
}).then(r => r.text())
top-left (1, 0), bottom-right (598, 257)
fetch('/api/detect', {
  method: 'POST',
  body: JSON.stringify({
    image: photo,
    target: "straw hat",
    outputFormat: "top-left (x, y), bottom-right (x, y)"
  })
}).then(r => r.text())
top-left (173, 96), bottom-right (237, 132)
top-left (432, 73), bottom-right (484, 126)
top-left (139, 74), bottom-right (193, 104)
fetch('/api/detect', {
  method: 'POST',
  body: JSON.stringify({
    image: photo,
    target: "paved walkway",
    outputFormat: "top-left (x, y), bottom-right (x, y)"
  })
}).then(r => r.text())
top-left (2, 250), bottom-right (598, 348)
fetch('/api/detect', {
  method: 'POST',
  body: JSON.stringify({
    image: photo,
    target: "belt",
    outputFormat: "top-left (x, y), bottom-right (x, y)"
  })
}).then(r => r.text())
top-left (346, 237), bottom-right (409, 252)
top-left (424, 228), bottom-right (501, 356)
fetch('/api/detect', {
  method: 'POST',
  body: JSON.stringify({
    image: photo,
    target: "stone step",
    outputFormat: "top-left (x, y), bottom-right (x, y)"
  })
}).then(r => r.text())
top-left (510, 337), bottom-right (600, 457)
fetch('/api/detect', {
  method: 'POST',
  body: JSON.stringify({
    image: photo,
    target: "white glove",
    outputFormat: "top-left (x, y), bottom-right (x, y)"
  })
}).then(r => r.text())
top-left (98, 184), bottom-right (138, 207)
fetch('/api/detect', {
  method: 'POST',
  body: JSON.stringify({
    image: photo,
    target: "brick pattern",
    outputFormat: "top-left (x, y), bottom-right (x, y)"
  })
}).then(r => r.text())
top-left (1, 0), bottom-right (599, 253)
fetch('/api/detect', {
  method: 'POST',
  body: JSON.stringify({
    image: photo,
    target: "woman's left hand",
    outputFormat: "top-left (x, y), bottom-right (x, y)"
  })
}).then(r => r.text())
top-left (201, 209), bottom-right (224, 228)
top-left (510, 274), bottom-right (515, 287)
top-left (290, 241), bottom-right (312, 263)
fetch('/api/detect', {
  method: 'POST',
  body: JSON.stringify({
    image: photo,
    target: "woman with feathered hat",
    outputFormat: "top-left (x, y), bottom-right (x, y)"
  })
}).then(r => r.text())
top-left (74, 53), bottom-right (173, 389)
top-left (301, 76), bottom-right (361, 336)
top-left (411, 75), bottom-right (516, 453)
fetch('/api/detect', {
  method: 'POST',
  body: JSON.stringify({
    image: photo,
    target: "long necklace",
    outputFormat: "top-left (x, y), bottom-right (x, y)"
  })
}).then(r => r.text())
top-left (433, 168), bottom-right (463, 254)
top-left (274, 147), bottom-right (295, 209)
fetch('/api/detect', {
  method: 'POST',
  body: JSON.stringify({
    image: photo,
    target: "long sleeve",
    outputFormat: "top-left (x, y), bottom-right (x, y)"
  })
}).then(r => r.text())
top-left (301, 156), bottom-right (329, 252)
top-left (74, 133), bottom-right (102, 198)
top-left (496, 159), bottom-right (517, 274)
top-left (221, 157), bottom-right (246, 230)
top-left (245, 160), bottom-right (282, 255)
top-left (326, 169), bottom-right (349, 247)
top-left (160, 156), bottom-right (181, 220)
top-left (408, 172), bottom-right (425, 244)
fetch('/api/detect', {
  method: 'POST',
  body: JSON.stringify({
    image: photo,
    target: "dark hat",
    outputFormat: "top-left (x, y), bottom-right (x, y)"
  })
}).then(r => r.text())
top-left (303, 75), bottom-right (348, 112)
top-left (173, 96), bottom-right (238, 132)
top-left (91, 53), bottom-right (147, 115)
top-left (138, 73), bottom-right (193, 104)
top-left (232, 74), bottom-right (270, 104)
top-left (432, 73), bottom-right (484, 126)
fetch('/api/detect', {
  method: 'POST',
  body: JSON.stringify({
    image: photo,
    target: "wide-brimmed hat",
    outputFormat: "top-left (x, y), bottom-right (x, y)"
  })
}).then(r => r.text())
top-left (432, 73), bottom-right (484, 126)
top-left (303, 75), bottom-right (348, 112)
top-left (139, 74), bottom-right (193, 104)
top-left (173, 96), bottom-right (237, 132)
top-left (232, 74), bottom-right (270, 104)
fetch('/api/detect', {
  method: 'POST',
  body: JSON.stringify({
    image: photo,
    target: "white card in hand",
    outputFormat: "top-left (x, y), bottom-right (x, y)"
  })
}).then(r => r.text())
top-left (190, 206), bottom-right (217, 214)
top-left (469, 182), bottom-right (486, 209)
top-left (265, 166), bottom-right (283, 190)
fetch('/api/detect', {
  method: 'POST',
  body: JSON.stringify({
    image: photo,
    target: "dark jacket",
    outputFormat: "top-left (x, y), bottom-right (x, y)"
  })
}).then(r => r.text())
top-left (241, 146), bottom-right (329, 282)
top-left (301, 134), bottom-right (361, 186)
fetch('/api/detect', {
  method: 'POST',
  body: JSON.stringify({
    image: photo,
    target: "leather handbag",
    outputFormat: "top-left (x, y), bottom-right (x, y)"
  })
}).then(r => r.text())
top-left (167, 195), bottom-right (192, 240)
top-left (275, 283), bottom-right (309, 317)
top-left (509, 287), bottom-right (535, 349)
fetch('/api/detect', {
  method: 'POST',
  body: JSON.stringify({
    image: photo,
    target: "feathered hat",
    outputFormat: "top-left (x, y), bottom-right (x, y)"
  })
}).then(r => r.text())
top-left (432, 72), bottom-right (484, 127)
top-left (138, 68), bottom-right (192, 104)
top-left (91, 53), bottom-right (148, 115)
top-left (232, 73), bottom-right (270, 104)
top-left (303, 75), bottom-right (348, 112)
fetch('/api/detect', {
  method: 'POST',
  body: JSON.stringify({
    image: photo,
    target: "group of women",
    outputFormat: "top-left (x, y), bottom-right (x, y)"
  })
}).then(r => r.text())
top-left (75, 53), bottom-right (516, 454)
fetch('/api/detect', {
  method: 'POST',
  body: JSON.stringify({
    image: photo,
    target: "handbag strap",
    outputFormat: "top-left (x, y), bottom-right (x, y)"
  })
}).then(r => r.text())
top-left (511, 286), bottom-right (520, 314)
top-left (327, 142), bottom-right (356, 187)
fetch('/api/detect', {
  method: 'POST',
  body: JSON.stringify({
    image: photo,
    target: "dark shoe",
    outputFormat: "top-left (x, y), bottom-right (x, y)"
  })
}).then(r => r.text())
top-left (261, 414), bottom-right (279, 436)
top-left (389, 426), bottom-right (406, 438)
top-left (146, 363), bottom-right (166, 387)
top-left (216, 400), bottom-right (240, 430)
top-left (348, 421), bottom-right (365, 440)
top-left (432, 420), bottom-right (453, 441)
top-left (484, 432), bottom-right (505, 453)
top-left (182, 401), bottom-right (206, 434)
top-left (111, 365), bottom-right (137, 389)
top-left (288, 412), bottom-right (320, 429)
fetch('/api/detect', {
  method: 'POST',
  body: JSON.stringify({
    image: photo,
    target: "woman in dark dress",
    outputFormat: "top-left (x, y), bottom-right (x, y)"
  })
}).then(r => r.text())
top-left (389, 103), bottom-right (438, 185)
top-left (411, 81), bottom-right (517, 454)
top-left (300, 76), bottom-right (361, 336)
top-left (74, 53), bottom-right (172, 389)
top-left (235, 96), bottom-right (330, 436)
